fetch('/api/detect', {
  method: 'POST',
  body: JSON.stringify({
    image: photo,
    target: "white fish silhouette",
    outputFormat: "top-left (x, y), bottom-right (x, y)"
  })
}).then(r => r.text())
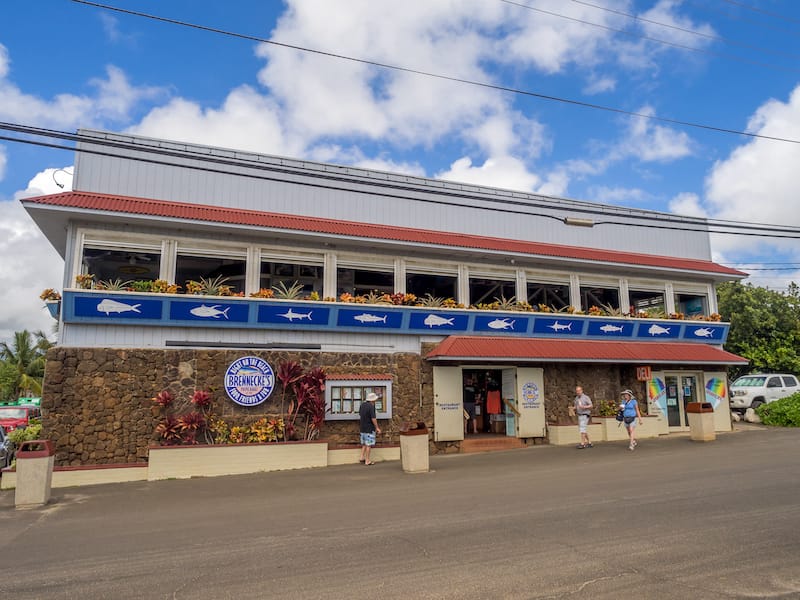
top-left (354, 313), bottom-right (388, 324)
top-left (190, 304), bottom-right (230, 319)
top-left (488, 318), bottom-right (515, 330)
top-left (97, 299), bottom-right (141, 315)
top-left (648, 324), bottom-right (671, 336)
top-left (694, 327), bottom-right (714, 338)
top-left (548, 321), bottom-right (572, 332)
top-left (279, 308), bottom-right (313, 322)
top-left (424, 314), bottom-right (454, 328)
top-left (599, 324), bottom-right (623, 333)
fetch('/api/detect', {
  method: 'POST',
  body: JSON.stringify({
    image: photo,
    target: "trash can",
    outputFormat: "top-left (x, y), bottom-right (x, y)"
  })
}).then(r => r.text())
top-left (15, 439), bottom-right (55, 508)
top-left (686, 402), bottom-right (716, 442)
top-left (399, 421), bottom-right (429, 473)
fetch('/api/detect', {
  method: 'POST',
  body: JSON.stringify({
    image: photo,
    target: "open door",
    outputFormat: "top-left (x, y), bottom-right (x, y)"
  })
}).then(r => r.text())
top-left (514, 367), bottom-right (545, 438)
top-left (501, 368), bottom-right (517, 437)
top-left (432, 366), bottom-right (464, 442)
top-left (703, 371), bottom-right (732, 432)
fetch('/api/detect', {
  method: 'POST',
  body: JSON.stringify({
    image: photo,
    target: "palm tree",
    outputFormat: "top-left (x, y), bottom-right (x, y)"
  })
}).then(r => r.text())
top-left (0, 330), bottom-right (52, 399)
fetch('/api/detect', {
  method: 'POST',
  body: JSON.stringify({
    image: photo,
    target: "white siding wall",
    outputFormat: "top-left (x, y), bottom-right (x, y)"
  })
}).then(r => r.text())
top-left (75, 130), bottom-right (712, 261)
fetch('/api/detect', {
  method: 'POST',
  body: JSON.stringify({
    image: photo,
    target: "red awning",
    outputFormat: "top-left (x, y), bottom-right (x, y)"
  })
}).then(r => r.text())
top-left (426, 336), bottom-right (748, 365)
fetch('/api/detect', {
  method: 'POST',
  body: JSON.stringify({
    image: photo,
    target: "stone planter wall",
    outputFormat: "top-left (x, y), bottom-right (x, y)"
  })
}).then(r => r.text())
top-left (42, 347), bottom-right (426, 467)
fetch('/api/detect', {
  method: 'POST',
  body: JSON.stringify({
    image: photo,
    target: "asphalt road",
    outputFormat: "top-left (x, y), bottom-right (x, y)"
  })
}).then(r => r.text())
top-left (1, 425), bottom-right (799, 600)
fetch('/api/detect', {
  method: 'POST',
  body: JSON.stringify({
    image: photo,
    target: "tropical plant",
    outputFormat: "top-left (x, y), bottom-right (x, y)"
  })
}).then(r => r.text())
top-left (150, 279), bottom-right (180, 294)
top-left (249, 288), bottom-right (275, 298)
top-left (39, 289), bottom-right (61, 301)
top-left (129, 280), bottom-right (153, 292)
top-left (276, 361), bottom-right (304, 440)
top-left (416, 293), bottom-right (446, 307)
top-left (75, 273), bottom-right (95, 289)
top-left (599, 302), bottom-right (625, 317)
top-left (96, 278), bottom-right (134, 291)
top-left (362, 291), bottom-right (392, 304)
top-left (493, 296), bottom-right (518, 311)
top-left (272, 280), bottom-right (305, 299)
top-left (0, 330), bottom-right (51, 398)
top-left (755, 393), bottom-right (800, 427)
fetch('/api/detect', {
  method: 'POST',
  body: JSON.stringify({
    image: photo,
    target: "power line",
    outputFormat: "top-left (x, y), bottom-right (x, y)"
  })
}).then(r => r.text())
top-left (69, 0), bottom-right (800, 146)
top-left (500, 0), bottom-right (800, 72)
top-left (4, 121), bottom-right (800, 240)
top-left (565, 0), bottom-right (800, 61)
top-left (719, 0), bottom-right (800, 25)
top-left (684, 0), bottom-right (800, 39)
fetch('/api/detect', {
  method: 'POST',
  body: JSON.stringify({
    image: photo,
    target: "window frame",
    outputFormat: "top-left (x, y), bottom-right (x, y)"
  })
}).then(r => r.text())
top-left (325, 378), bottom-right (393, 421)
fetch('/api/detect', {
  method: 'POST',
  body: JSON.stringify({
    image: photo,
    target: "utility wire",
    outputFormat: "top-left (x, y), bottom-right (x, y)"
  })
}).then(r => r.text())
top-left (684, 0), bottom-right (800, 39)
top-left (501, 0), bottom-right (800, 72)
top-left (719, 0), bottom-right (800, 25)
top-left (566, 0), bottom-right (800, 61)
top-left (4, 122), bottom-right (800, 239)
top-left (69, 0), bottom-right (800, 146)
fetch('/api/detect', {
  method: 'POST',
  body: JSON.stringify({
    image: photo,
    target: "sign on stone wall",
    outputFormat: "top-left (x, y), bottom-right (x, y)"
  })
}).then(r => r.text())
top-left (224, 356), bottom-right (275, 407)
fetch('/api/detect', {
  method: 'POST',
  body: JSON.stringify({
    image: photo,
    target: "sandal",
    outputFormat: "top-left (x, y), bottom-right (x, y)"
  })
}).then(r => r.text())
top-left (576, 444), bottom-right (586, 449)
top-left (365, 461), bottom-right (376, 466)
top-left (359, 459), bottom-right (365, 463)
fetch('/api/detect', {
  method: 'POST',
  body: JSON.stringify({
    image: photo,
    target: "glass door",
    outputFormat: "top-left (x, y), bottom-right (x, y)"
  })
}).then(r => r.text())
top-left (680, 375), bottom-right (699, 426)
top-left (665, 373), bottom-right (700, 429)
top-left (665, 375), bottom-right (681, 427)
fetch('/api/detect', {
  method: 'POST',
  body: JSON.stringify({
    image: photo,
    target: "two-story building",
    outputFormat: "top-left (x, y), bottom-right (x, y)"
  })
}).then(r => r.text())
top-left (23, 129), bottom-right (747, 466)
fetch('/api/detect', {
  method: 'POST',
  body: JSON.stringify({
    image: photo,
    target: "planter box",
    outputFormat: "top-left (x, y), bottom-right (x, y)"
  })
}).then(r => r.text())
top-left (147, 441), bottom-right (328, 481)
top-left (327, 445), bottom-right (400, 465)
top-left (546, 422), bottom-right (602, 446)
top-left (598, 416), bottom-right (630, 441)
top-left (1, 463), bottom-right (148, 490)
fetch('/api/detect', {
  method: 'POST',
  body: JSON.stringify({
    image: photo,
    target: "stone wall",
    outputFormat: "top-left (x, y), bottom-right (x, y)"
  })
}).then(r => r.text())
top-left (42, 347), bottom-right (426, 466)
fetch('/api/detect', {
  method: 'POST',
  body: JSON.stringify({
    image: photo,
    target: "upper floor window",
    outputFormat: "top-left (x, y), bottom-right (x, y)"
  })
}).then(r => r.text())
top-left (675, 293), bottom-right (707, 318)
top-left (406, 272), bottom-right (457, 301)
top-left (337, 267), bottom-right (393, 297)
top-left (81, 247), bottom-right (161, 283)
top-left (527, 281), bottom-right (569, 310)
top-left (262, 260), bottom-right (323, 296)
top-left (469, 277), bottom-right (515, 306)
top-left (580, 285), bottom-right (620, 313)
top-left (175, 254), bottom-right (246, 294)
top-left (629, 289), bottom-right (666, 315)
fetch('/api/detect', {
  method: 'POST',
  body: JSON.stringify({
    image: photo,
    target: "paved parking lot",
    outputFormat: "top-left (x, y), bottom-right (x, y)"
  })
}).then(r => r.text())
top-left (1, 424), bottom-right (799, 599)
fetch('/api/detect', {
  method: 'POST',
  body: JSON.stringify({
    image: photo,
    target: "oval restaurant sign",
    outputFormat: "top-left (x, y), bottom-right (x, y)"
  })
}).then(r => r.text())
top-left (224, 356), bottom-right (275, 406)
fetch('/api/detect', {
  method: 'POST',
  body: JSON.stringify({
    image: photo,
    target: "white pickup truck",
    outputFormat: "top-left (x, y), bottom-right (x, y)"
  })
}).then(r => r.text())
top-left (729, 373), bottom-right (800, 412)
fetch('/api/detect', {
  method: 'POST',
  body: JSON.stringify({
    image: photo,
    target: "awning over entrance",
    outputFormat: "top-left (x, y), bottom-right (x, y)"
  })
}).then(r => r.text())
top-left (426, 336), bottom-right (748, 365)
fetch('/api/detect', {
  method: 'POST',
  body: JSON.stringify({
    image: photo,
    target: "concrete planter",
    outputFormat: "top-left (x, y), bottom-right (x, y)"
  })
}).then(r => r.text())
top-left (598, 416), bottom-right (630, 441)
top-left (546, 422), bottom-right (603, 446)
top-left (147, 441), bottom-right (328, 481)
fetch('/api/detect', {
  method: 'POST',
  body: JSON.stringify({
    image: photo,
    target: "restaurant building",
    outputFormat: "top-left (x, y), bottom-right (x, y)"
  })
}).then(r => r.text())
top-left (22, 129), bottom-right (747, 466)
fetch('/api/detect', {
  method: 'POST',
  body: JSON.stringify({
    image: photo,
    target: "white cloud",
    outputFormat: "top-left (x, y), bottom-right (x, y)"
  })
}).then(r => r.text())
top-left (435, 155), bottom-right (542, 193)
top-left (0, 189), bottom-right (64, 342)
top-left (583, 75), bottom-right (616, 95)
top-left (0, 146), bottom-right (6, 181)
top-left (668, 192), bottom-right (706, 217)
top-left (638, 0), bottom-right (716, 48)
top-left (624, 106), bottom-right (693, 161)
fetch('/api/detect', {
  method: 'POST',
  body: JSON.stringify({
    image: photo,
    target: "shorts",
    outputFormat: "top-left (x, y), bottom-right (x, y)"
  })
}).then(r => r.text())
top-left (464, 402), bottom-right (476, 419)
top-left (624, 418), bottom-right (637, 430)
top-left (360, 432), bottom-right (376, 446)
top-left (577, 414), bottom-right (590, 433)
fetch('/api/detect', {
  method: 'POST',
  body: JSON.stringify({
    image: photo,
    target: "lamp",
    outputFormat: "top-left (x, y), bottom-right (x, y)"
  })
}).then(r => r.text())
top-left (52, 168), bottom-right (73, 189)
top-left (563, 217), bottom-right (595, 228)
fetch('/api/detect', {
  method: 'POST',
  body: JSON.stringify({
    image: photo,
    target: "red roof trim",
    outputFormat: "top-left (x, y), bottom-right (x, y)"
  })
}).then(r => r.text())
top-left (426, 336), bottom-right (748, 365)
top-left (24, 191), bottom-right (745, 277)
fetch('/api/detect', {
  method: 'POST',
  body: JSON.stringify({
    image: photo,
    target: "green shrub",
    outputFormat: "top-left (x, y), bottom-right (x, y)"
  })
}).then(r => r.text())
top-left (8, 421), bottom-right (43, 445)
top-left (755, 392), bottom-right (800, 427)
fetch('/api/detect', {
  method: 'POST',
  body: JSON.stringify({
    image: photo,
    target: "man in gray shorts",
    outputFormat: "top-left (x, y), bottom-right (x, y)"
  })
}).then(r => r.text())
top-left (574, 385), bottom-right (593, 449)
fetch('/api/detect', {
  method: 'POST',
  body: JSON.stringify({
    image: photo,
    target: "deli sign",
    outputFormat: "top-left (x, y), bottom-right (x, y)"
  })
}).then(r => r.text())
top-left (636, 366), bottom-right (652, 381)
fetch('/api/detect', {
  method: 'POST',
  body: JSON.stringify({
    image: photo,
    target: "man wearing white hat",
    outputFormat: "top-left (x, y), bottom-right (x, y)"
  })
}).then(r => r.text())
top-left (359, 392), bottom-right (382, 465)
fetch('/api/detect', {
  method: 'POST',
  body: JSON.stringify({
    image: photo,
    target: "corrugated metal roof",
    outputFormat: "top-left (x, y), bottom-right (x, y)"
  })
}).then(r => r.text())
top-left (426, 336), bottom-right (748, 365)
top-left (23, 191), bottom-right (746, 277)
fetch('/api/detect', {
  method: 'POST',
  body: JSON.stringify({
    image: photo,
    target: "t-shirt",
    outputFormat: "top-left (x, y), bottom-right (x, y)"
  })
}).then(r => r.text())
top-left (359, 401), bottom-right (377, 433)
top-left (622, 398), bottom-right (638, 417)
top-left (463, 385), bottom-right (476, 405)
top-left (574, 393), bottom-right (592, 415)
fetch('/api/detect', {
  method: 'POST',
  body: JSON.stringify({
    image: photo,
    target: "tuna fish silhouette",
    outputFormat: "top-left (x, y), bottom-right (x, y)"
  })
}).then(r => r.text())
top-left (96, 299), bottom-right (141, 315)
top-left (354, 313), bottom-right (388, 324)
top-left (278, 308), bottom-right (313, 322)
top-left (693, 327), bottom-right (714, 338)
top-left (648, 324), bottom-right (671, 336)
top-left (488, 318), bottom-right (515, 330)
top-left (548, 321), bottom-right (572, 332)
top-left (599, 324), bottom-right (624, 333)
top-left (423, 314), bottom-right (455, 328)
top-left (190, 304), bottom-right (230, 319)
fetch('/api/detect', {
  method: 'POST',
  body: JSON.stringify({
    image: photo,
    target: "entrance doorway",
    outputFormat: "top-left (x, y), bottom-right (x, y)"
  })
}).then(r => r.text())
top-left (463, 369), bottom-right (504, 434)
top-left (664, 372), bottom-right (701, 429)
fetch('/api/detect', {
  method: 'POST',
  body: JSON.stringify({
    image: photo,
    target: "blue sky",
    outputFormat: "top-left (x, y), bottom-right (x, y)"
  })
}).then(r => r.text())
top-left (1, 0), bottom-right (800, 341)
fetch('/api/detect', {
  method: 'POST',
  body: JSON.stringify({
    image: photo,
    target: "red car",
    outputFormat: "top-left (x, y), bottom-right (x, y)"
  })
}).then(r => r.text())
top-left (0, 406), bottom-right (40, 432)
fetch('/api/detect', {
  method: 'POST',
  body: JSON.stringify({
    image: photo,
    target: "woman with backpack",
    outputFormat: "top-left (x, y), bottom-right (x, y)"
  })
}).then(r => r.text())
top-left (620, 389), bottom-right (643, 451)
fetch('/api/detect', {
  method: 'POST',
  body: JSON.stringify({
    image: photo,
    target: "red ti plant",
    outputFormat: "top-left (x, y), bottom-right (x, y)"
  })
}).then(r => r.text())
top-left (177, 412), bottom-right (207, 445)
top-left (277, 361), bottom-right (304, 440)
top-left (152, 390), bottom-right (174, 408)
top-left (155, 414), bottom-right (182, 445)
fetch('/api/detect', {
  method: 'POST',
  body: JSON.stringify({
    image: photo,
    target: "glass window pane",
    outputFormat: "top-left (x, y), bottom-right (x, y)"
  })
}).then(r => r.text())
top-left (469, 278), bottom-right (515, 306)
top-left (526, 282), bottom-right (569, 310)
top-left (406, 272), bottom-right (457, 300)
top-left (82, 248), bottom-right (161, 283)
top-left (675, 293), bottom-right (707, 318)
top-left (261, 260), bottom-right (322, 296)
top-left (629, 290), bottom-right (665, 314)
top-left (337, 267), bottom-right (393, 296)
top-left (580, 286), bottom-right (619, 312)
top-left (176, 255), bottom-right (245, 294)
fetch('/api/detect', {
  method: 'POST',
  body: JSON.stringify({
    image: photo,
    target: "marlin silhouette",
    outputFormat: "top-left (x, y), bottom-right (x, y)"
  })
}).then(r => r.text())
top-left (279, 308), bottom-right (313, 322)
top-left (548, 321), bottom-right (572, 332)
